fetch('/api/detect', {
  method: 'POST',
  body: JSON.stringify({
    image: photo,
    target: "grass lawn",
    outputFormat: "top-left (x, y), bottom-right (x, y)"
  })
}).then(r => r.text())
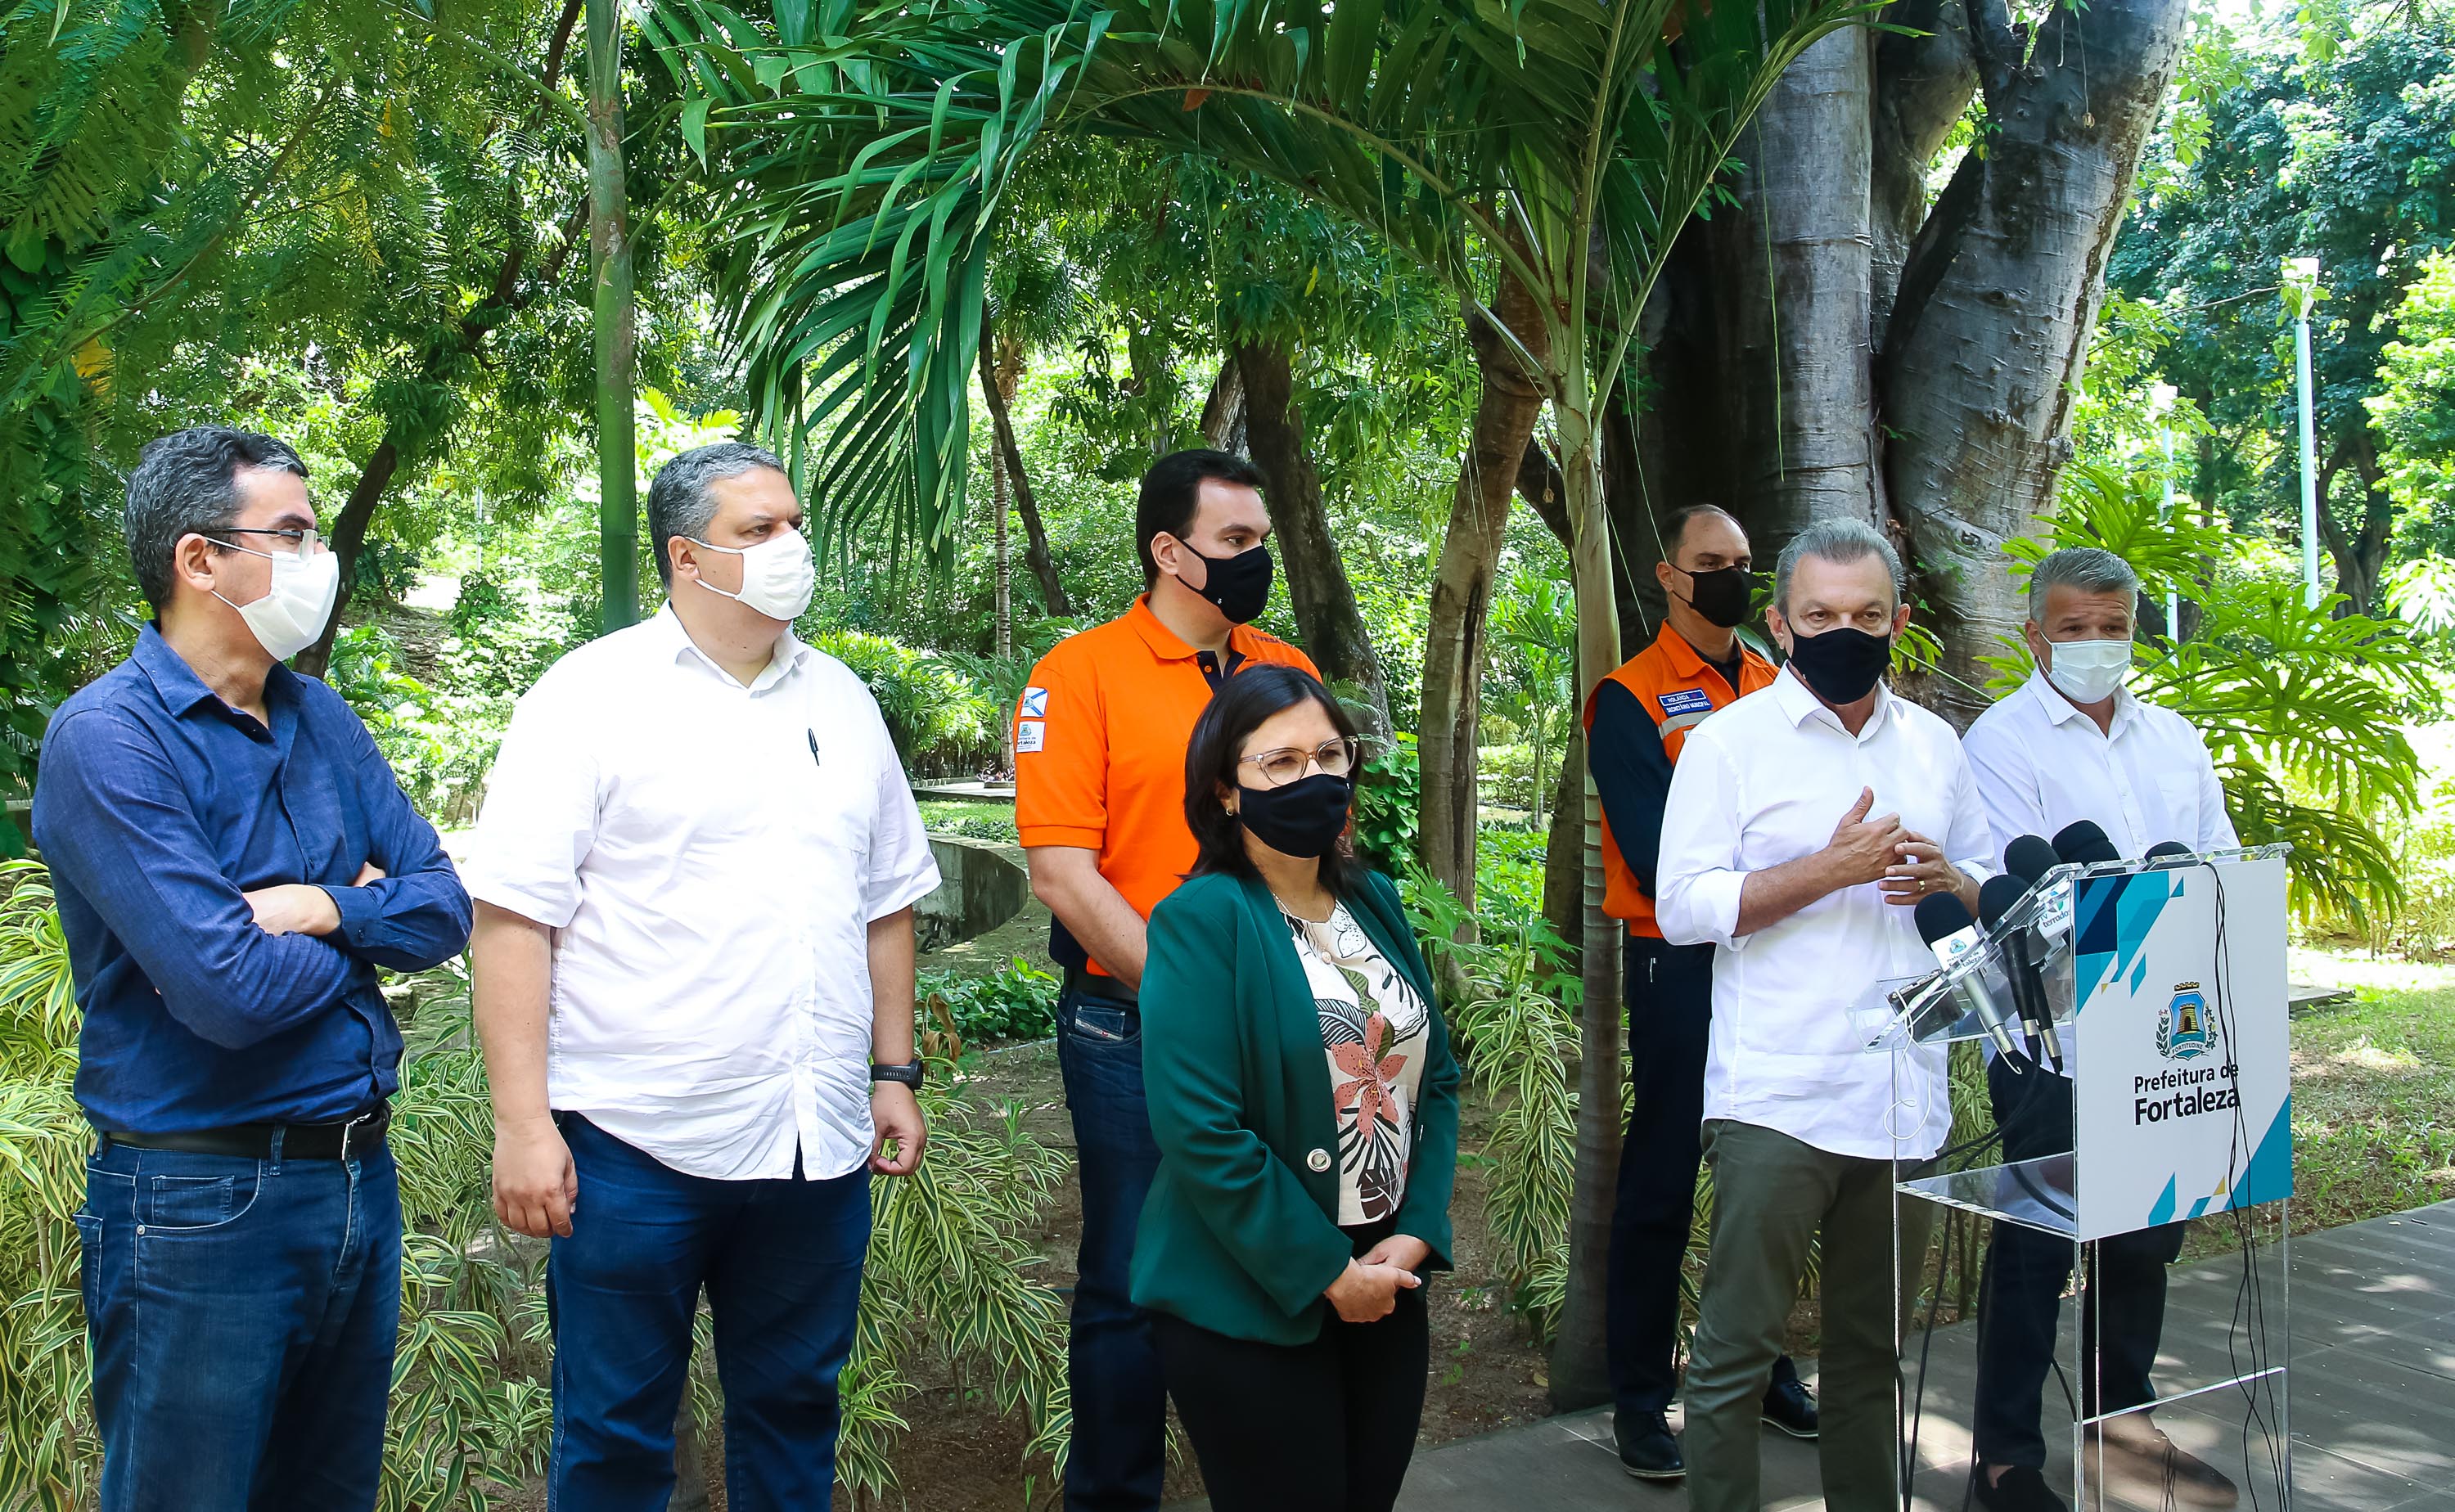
top-left (2286, 947), bottom-right (2455, 1231)
top-left (918, 798), bottom-right (1017, 843)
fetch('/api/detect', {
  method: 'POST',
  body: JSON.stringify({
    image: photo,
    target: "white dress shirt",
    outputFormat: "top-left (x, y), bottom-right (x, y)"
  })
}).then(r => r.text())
top-left (1655, 668), bottom-right (1993, 1163)
top-left (462, 607), bottom-right (940, 1181)
top-left (1961, 669), bottom-right (2238, 1079)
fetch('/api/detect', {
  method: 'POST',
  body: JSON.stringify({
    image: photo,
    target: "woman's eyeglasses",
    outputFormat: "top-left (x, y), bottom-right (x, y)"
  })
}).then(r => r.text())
top-left (1238, 736), bottom-right (1366, 788)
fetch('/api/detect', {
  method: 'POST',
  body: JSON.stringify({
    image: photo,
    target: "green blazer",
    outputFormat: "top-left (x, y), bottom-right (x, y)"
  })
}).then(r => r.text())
top-left (1129, 866), bottom-right (1462, 1346)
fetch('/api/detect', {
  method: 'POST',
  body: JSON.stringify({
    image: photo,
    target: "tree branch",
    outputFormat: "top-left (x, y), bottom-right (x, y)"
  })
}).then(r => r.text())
top-left (1962, 0), bottom-right (2023, 110)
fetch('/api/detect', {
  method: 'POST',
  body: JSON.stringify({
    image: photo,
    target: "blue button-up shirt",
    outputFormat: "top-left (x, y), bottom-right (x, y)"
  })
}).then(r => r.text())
top-left (31, 626), bottom-right (472, 1132)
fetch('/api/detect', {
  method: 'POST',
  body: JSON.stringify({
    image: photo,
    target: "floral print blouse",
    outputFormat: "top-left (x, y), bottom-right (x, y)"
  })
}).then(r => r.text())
top-left (1282, 901), bottom-right (1434, 1226)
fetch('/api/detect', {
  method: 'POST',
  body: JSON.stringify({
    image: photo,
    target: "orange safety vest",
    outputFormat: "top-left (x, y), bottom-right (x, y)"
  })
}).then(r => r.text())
top-left (1581, 621), bottom-right (1777, 938)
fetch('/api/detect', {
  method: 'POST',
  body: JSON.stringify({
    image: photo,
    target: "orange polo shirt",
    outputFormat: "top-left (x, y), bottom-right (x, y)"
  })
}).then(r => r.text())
top-left (1583, 621), bottom-right (1777, 938)
top-left (1015, 596), bottom-right (1318, 975)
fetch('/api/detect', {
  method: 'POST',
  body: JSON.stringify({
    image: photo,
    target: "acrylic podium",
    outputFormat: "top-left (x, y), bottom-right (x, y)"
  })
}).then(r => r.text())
top-left (1852, 846), bottom-right (2295, 1511)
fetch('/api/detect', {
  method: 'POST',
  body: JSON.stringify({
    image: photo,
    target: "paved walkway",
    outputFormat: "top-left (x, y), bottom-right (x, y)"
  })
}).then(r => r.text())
top-left (1182, 1199), bottom-right (2455, 1510)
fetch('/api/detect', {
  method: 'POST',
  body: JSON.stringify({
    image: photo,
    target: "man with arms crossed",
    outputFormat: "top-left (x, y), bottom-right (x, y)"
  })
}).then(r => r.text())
top-left (1656, 519), bottom-right (1990, 1512)
top-left (1583, 504), bottom-right (1813, 1478)
top-left (1960, 547), bottom-right (2240, 1511)
top-left (1016, 448), bottom-right (1319, 1512)
top-left (36, 426), bottom-right (471, 1510)
top-left (468, 442), bottom-right (939, 1510)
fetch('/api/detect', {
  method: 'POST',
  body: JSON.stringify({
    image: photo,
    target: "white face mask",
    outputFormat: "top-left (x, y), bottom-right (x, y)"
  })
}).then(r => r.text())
top-left (211, 541), bottom-right (340, 662)
top-left (688, 527), bottom-right (815, 623)
top-left (2043, 636), bottom-right (2133, 705)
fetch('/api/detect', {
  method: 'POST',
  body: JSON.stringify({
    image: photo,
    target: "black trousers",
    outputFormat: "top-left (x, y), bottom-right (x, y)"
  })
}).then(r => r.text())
top-left (1606, 934), bottom-right (1799, 1420)
top-left (1973, 1055), bottom-right (2190, 1468)
top-left (1152, 1231), bottom-right (1430, 1512)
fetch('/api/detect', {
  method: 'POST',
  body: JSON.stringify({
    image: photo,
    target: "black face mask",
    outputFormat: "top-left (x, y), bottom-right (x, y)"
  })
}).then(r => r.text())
top-left (1784, 624), bottom-right (1893, 704)
top-left (1235, 772), bottom-right (1354, 859)
top-left (1675, 565), bottom-right (1754, 629)
top-left (1176, 542), bottom-right (1275, 624)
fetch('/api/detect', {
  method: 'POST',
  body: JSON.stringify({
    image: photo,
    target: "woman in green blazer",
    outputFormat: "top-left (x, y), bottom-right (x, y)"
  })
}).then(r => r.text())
top-left (1132, 664), bottom-right (1461, 1512)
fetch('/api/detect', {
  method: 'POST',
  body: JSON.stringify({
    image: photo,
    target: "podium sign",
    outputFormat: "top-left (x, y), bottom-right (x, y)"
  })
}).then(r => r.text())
top-left (2069, 854), bottom-right (2292, 1240)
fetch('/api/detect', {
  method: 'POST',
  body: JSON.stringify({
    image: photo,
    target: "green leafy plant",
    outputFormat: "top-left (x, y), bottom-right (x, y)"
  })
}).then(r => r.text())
top-left (1354, 731), bottom-right (1421, 875)
top-left (1401, 865), bottom-right (1576, 1336)
top-left (918, 957), bottom-right (1061, 1045)
top-left (809, 628), bottom-right (998, 776)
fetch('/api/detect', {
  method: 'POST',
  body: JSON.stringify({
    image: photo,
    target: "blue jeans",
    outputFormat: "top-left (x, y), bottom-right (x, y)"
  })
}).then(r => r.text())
top-left (78, 1136), bottom-right (403, 1512)
top-left (1054, 983), bottom-right (1164, 1512)
top-left (546, 1114), bottom-right (871, 1512)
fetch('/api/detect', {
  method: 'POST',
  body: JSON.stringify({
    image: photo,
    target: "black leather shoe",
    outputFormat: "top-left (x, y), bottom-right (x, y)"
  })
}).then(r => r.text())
top-left (1760, 1377), bottom-right (1818, 1439)
top-left (1615, 1410), bottom-right (1684, 1480)
top-left (1976, 1465), bottom-right (2064, 1512)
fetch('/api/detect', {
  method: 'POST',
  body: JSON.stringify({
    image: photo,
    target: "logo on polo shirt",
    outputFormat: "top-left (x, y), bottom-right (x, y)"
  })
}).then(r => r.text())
top-left (1659, 687), bottom-right (1714, 719)
top-left (1016, 721), bottom-right (1046, 753)
top-left (1020, 686), bottom-right (1049, 718)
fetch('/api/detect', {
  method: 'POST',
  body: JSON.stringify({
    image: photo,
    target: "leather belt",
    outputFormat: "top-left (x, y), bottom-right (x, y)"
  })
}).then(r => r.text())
top-left (103, 1103), bottom-right (390, 1162)
top-left (1062, 965), bottom-right (1139, 1013)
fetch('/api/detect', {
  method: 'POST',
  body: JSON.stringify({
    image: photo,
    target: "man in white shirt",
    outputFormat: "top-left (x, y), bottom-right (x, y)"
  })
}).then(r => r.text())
top-left (464, 442), bottom-right (940, 1511)
top-left (1960, 547), bottom-right (2240, 1512)
top-left (1656, 519), bottom-right (1992, 1512)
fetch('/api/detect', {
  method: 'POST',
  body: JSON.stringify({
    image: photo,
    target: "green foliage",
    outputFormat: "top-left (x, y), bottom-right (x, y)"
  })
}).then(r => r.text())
top-left (837, 1057), bottom-right (1073, 1501)
top-left (1353, 731), bottom-right (1421, 874)
top-left (1401, 864), bottom-right (1577, 1336)
top-left (1990, 462), bottom-right (2436, 927)
top-left (0, 860), bottom-right (94, 1507)
top-left (919, 957), bottom-right (1061, 1045)
top-left (2369, 249), bottom-right (2455, 552)
top-left (808, 628), bottom-right (998, 776)
top-left (0, 862), bottom-right (1076, 1507)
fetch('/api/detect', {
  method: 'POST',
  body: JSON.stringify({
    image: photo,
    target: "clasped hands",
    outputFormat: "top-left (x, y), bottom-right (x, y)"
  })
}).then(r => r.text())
top-left (241, 862), bottom-right (385, 937)
top-left (1323, 1233), bottom-right (1431, 1323)
top-left (1825, 787), bottom-right (1968, 908)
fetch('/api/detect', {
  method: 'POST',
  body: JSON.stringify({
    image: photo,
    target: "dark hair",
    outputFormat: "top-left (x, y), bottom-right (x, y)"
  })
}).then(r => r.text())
top-left (1662, 502), bottom-right (1743, 563)
top-left (646, 440), bottom-right (790, 587)
top-left (1136, 448), bottom-right (1268, 586)
top-left (1182, 664), bottom-right (1367, 893)
top-left (124, 426), bottom-right (309, 609)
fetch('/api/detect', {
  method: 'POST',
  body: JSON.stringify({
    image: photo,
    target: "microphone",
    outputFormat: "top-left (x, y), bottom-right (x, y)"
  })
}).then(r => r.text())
top-left (1976, 872), bottom-right (2029, 932)
top-left (2004, 835), bottom-right (2060, 887)
top-left (1978, 873), bottom-right (2058, 1068)
top-left (2052, 819), bottom-right (2121, 866)
top-left (2144, 839), bottom-right (2196, 869)
top-left (1915, 893), bottom-right (2024, 1062)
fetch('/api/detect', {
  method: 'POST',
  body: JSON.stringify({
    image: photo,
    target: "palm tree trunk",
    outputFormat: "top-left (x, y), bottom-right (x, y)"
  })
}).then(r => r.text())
top-left (1233, 337), bottom-right (1394, 736)
top-left (1550, 389), bottom-right (1624, 1410)
top-left (587, 0), bottom-right (637, 632)
top-left (1419, 265), bottom-right (1550, 903)
top-left (979, 315), bottom-right (1074, 617)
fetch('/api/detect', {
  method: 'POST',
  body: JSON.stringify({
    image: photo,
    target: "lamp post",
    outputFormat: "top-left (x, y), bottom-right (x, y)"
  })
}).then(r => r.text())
top-left (2149, 380), bottom-right (2181, 639)
top-left (2282, 257), bottom-right (2324, 610)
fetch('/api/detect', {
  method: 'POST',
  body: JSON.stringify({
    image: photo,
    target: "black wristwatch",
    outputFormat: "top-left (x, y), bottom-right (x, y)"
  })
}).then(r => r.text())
top-left (870, 1060), bottom-right (924, 1088)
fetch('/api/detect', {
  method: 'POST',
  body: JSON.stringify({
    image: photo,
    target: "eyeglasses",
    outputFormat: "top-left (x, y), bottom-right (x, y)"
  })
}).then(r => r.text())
top-left (1238, 736), bottom-right (1364, 788)
top-left (211, 526), bottom-right (326, 558)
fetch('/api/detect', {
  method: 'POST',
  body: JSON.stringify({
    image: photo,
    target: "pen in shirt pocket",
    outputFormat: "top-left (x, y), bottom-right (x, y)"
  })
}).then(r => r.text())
top-left (807, 729), bottom-right (822, 769)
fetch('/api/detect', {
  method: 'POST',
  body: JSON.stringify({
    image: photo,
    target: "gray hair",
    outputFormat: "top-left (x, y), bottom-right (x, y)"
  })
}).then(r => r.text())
top-left (646, 441), bottom-right (791, 587)
top-left (1662, 502), bottom-right (1745, 562)
top-left (2027, 546), bottom-right (2138, 620)
top-left (1773, 518), bottom-right (1902, 615)
top-left (124, 427), bottom-right (309, 610)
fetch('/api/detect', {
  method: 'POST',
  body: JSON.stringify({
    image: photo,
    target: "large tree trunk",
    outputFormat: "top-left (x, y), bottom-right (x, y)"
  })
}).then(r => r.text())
top-left (984, 328), bottom-right (1027, 658)
top-left (1418, 268), bottom-right (1552, 904)
top-left (1879, 0), bottom-right (2190, 726)
top-left (1199, 356), bottom-right (1246, 453)
top-left (1232, 338), bottom-right (1394, 736)
top-left (979, 311), bottom-right (1074, 618)
top-left (2318, 433), bottom-right (2394, 614)
top-left (1712, 32), bottom-right (1886, 551)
